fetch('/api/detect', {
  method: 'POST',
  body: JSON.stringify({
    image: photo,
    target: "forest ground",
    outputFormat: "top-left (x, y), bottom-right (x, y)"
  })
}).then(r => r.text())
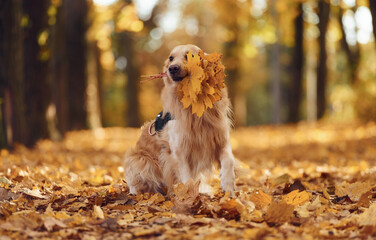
top-left (0, 122), bottom-right (376, 239)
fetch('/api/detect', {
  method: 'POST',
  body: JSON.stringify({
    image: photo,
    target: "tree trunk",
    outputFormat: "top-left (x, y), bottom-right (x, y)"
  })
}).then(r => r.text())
top-left (316, 0), bottom-right (330, 119)
top-left (270, 0), bottom-right (281, 124)
top-left (288, 2), bottom-right (303, 123)
top-left (0, 0), bottom-right (26, 148)
top-left (87, 41), bottom-right (103, 129)
top-left (52, 1), bottom-right (68, 135)
top-left (23, 0), bottom-right (51, 146)
top-left (339, 6), bottom-right (359, 84)
top-left (52, 0), bottom-right (88, 133)
top-left (119, 32), bottom-right (140, 127)
top-left (370, 0), bottom-right (376, 47)
top-left (64, 0), bottom-right (88, 130)
top-left (0, 1), bottom-right (8, 148)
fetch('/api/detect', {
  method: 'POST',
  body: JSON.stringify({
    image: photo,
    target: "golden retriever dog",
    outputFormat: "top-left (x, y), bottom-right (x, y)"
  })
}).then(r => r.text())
top-left (124, 44), bottom-right (235, 195)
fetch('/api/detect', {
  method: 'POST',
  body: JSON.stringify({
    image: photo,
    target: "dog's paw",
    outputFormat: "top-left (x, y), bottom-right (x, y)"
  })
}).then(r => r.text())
top-left (220, 169), bottom-right (235, 194)
top-left (129, 186), bottom-right (138, 195)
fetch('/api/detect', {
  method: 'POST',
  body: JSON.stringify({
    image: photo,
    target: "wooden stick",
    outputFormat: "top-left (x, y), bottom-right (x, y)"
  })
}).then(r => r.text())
top-left (140, 73), bottom-right (167, 83)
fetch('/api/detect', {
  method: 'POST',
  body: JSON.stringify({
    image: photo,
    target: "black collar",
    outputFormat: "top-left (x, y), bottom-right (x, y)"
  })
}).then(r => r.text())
top-left (149, 111), bottom-right (172, 136)
top-left (155, 111), bottom-right (172, 132)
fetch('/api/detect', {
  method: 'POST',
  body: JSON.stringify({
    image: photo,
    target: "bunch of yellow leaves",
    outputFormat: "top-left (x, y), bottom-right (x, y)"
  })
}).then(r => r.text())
top-left (177, 50), bottom-right (226, 117)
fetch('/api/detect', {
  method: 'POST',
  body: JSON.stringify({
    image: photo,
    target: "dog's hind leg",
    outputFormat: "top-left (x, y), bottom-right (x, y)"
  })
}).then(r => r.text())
top-left (124, 149), bottom-right (164, 194)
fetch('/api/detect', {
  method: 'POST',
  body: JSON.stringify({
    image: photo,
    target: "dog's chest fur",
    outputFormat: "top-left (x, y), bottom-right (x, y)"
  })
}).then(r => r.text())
top-left (161, 87), bottom-right (231, 178)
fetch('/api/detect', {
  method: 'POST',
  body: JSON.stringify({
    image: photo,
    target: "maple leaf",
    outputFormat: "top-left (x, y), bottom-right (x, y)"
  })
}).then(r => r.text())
top-left (177, 50), bottom-right (226, 117)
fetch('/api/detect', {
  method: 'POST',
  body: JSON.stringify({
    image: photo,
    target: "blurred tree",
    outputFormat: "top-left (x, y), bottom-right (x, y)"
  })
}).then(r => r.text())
top-left (115, 1), bottom-right (143, 127)
top-left (23, 0), bottom-right (51, 146)
top-left (316, 0), bottom-right (330, 119)
top-left (86, 40), bottom-right (103, 129)
top-left (53, 0), bottom-right (88, 133)
top-left (370, 0), bottom-right (376, 46)
top-left (288, 2), bottom-right (303, 123)
top-left (338, 4), bottom-right (359, 84)
top-left (64, 0), bottom-right (88, 130)
top-left (52, 0), bottom-right (67, 136)
top-left (215, 0), bottom-right (246, 126)
top-left (0, 0), bottom-right (21, 148)
top-left (0, 0), bottom-right (25, 148)
top-left (0, 0), bottom-right (26, 148)
top-left (270, 0), bottom-right (281, 124)
top-left (118, 32), bottom-right (140, 127)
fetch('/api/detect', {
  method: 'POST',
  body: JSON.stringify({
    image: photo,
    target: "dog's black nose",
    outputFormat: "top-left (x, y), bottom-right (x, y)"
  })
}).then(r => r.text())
top-left (168, 64), bottom-right (180, 75)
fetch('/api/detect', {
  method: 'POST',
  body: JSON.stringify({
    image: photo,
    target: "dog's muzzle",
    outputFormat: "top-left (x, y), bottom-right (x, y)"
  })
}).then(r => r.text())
top-left (168, 64), bottom-right (184, 82)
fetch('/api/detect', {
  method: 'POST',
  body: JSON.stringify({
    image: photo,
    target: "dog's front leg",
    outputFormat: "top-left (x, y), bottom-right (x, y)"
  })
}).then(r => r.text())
top-left (220, 143), bottom-right (235, 193)
top-left (171, 149), bottom-right (191, 184)
top-left (165, 121), bottom-right (192, 184)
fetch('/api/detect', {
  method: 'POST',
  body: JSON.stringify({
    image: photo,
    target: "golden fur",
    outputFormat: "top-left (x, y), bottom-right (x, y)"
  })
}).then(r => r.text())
top-left (124, 44), bottom-right (235, 194)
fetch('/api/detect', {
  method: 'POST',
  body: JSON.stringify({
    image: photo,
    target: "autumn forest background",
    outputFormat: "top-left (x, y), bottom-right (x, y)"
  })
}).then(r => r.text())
top-left (1, 0), bottom-right (375, 148)
top-left (1, 0), bottom-right (376, 238)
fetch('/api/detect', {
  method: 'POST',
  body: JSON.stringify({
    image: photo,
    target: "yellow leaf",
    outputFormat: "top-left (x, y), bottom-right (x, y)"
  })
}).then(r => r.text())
top-left (192, 100), bottom-right (205, 117)
top-left (176, 50), bottom-right (226, 117)
top-left (282, 190), bottom-right (311, 206)
top-left (265, 201), bottom-right (294, 224)
top-left (249, 190), bottom-right (272, 210)
top-left (180, 95), bottom-right (192, 109)
top-left (189, 66), bottom-right (204, 94)
top-left (203, 95), bottom-right (213, 109)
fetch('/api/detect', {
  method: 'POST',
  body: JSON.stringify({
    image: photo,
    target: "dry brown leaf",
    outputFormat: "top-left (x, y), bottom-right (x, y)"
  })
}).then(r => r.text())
top-left (265, 201), bottom-right (294, 225)
top-left (43, 217), bottom-right (67, 231)
top-left (307, 196), bottom-right (322, 211)
top-left (242, 228), bottom-right (269, 239)
top-left (132, 226), bottom-right (165, 237)
top-left (172, 179), bottom-right (201, 214)
top-left (1, 123), bottom-right (376, 239)
top-left (358, 202), bottom-right (376, 226)
top-left (218, 199), bottom-right (245, 220)
top-left (335, 182), bottom-right (371, 202)
top-left (295, 202), bottom-right (311, 218)
top-left (19, 188), bottom-right (48, 199)
top-left (282, 190), bottom-right (311, 206)
top-left (147, 193), bottom-right (165, 204)
top-left (118, 213), bottom-right (134, 226)
top-left (357, 191), bottom-right (372, 208)
top-left (271, 173), bottom-right (291, 186)
top-left (93, 205), bottom-right (104, 219)
top-left (323, 189), bottom-right (331, 199)
top-left (249, 190), bottom-right (272, 210)
top-left (173, 179), bottom-right (200, 201)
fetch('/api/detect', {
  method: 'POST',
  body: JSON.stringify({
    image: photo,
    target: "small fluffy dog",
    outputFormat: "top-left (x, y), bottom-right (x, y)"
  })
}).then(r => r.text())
top-left (124, 44), bottom-right (235, 194)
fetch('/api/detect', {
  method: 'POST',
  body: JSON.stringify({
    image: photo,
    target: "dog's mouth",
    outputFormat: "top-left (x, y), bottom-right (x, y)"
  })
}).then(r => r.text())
top-left (172, 76), bottom-right (184, 82)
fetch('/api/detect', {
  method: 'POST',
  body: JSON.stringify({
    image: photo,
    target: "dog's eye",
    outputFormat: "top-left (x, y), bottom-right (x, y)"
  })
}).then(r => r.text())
top-left (169, 56), bottom-right (174, 62)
